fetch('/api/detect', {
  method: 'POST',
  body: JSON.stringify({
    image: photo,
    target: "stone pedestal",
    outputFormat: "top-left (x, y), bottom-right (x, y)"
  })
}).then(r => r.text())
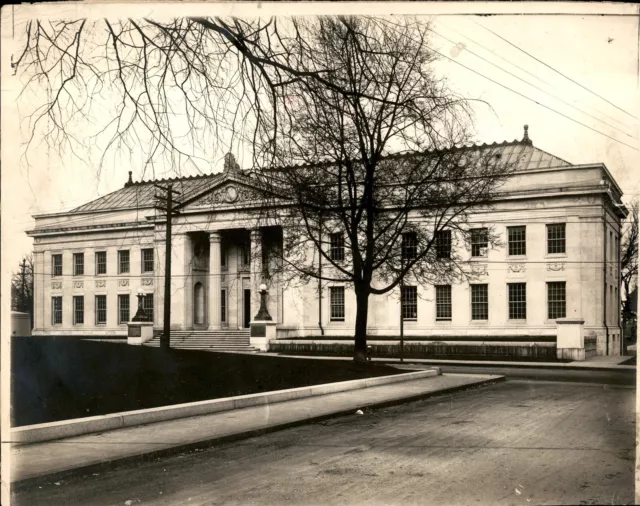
top-left (250, 320), bottom-right (276, 351)
top-left (127, 322), bottom-right (154, 345)
top-left (556, 318), bottom-right (585, 361)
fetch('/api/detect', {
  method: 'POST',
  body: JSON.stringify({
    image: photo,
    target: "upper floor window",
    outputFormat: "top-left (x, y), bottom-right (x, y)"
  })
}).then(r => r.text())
top-left (330, 286), bottom-right (345, 321)
top-left (52, 254), bottom-right (63, 277)
top-left (118, 250), bottom-right (130, 274)
top-left (95, 252), bottom-right (107, 275)
top-left (142, 248), bottom-right (154, 273)
top-left (330, 232), bottom-right (345, 261)
top-left (546, 224), bottom-right (566, 254)
top-left (73, 253), bottom-right (84, 276)
top-left (435, 230), bottom-right (452, 259)
top-left (401, 232), bottom-right (417, 260)
top-left (435, 285), bottom-right (452, 321)
top-left (470, 228), bottom-right (488, 258)
top-left (507, 226), bottom-right (526, 256)
top-left (401, 286), bottom-right (418, 321)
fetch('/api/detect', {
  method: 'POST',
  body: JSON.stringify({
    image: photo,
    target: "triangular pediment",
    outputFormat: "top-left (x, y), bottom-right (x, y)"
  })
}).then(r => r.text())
top-left (178, 175), bottom-right (267, 211)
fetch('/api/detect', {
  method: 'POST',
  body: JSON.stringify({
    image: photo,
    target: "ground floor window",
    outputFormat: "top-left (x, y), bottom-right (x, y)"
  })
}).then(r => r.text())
top-left (330, 286), bottom-right (345, 321)
top-left (221, 289), bottom-right (227, 323)
top-left (73, 296), bottom-right (84, 325)
top-left (96, 295), bottom-right (107, 324)
top-left (401, 286), bottom-right (418, 320)
top-left (471, 284), bottom-right (489, 320)
top-left (143, 294), bottom-right (154, 322)
top-left (508, 283), bottom-right (527, 320)
top-left (52, 296), bottom-right (62, 325)
top-left (547, 281), bottom-right (566, 320)
top-left (118, 294), bottom-right (130, 324)
top-left (436, 285), bottom-right (452, 321)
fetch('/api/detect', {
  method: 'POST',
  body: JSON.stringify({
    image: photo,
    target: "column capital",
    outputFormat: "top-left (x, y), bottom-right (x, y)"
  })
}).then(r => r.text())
top-left (209, 231), bottom-right (221, 243)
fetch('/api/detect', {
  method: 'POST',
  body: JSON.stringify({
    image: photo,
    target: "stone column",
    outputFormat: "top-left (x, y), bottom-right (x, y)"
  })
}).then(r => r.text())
top-left (208, 231), bottom-right (222, 329)
top-left (250, 229), bottom-right (263, 320)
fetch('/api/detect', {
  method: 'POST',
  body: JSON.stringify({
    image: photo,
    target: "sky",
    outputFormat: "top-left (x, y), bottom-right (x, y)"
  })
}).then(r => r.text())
top-left (2, 2), bottom-right (639, 275)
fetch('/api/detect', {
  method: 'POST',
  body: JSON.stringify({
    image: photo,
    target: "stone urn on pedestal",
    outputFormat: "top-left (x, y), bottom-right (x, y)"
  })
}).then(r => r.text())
top-left (250, 283), bottom-right (276, 351)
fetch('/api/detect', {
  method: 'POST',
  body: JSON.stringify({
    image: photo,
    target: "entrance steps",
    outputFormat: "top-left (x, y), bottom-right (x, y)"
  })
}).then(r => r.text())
top-left (145, 329), bottom-right (256, 352)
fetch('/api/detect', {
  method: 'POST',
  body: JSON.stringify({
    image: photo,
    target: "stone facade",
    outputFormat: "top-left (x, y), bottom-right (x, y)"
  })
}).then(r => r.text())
top-left (27, 141), bottom-right (627, 356)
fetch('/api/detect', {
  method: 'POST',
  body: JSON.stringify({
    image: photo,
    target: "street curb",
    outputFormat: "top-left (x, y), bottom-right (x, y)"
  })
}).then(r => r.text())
top-left (11, 374), bottom-right (504, 491)
top-left (11, 370), bottom-right (437, 446)
top-left (381, 360), bottom-right (637, 372)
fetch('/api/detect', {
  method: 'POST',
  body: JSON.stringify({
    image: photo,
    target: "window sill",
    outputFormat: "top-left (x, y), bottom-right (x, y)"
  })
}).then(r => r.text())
top-left (329, 319), bottom-right (345, 323)
top-left (508, 319), bottom-right (527, 323)
top-left (402, 319), bottom-right (418, 323)
top-left (545, 253), bottom-right (567, 259)
top-left (507, 255), bottom-right (526, 260)
top-left (436, 319), bottom-right (452, 323)
top-left (470, 319), bottom-right (489, 324)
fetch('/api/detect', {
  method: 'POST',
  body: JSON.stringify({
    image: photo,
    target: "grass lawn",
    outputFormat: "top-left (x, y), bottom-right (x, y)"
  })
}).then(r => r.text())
top-left (11, 337), bottom-right (402, 427)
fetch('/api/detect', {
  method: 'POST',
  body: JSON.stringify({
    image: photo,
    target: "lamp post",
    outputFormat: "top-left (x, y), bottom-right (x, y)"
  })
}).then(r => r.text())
top-left (132, 290), bottom-right (149, 322)
top-left (254, 283), bottom-right (272, 321)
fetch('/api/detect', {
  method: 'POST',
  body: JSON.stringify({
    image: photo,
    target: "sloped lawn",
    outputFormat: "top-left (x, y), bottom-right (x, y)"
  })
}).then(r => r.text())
top-left (11, 336), bottom-right (401, 427)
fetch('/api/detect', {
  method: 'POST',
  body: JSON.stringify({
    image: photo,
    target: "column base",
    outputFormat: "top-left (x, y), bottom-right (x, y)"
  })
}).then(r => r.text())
top-left (127, 322), bottom-right (154, 345)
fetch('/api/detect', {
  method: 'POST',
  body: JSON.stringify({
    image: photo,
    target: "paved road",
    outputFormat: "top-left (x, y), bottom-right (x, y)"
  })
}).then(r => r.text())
top-left (12, 379), bottom-right (635, 506)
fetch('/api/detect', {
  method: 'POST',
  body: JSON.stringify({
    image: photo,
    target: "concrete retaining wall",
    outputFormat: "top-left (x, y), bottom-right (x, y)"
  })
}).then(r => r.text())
top-left (10, 370), bottom-right (437, 445)
top-left (270, 341), bottom-right (558, 361)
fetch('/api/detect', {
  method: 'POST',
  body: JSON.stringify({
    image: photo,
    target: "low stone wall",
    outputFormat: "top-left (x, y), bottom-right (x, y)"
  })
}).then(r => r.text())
top-left (269, 340), bottom-right (558, 361)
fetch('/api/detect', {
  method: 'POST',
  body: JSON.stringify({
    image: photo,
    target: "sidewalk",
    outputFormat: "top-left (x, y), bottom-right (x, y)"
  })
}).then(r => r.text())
top-left (10, 372), bottom-right (502, 487)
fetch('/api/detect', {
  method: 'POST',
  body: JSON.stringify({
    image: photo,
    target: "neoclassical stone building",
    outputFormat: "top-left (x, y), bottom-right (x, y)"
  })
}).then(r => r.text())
top-left (28, 130), bottom-right (627, 356)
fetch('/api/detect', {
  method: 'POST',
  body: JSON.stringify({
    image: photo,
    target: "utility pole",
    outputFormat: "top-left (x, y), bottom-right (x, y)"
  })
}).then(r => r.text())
top-left (154, 183), bottom-right (181, 351)
top-left (399, 255), bottom-right (405, 363)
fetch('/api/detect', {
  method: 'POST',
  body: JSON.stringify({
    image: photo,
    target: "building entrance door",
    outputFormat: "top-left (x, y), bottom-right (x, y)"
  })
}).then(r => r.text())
top-left (194, 282), bottom-right (205, 326)
top-left (243, 289), bottom-right (251, 328)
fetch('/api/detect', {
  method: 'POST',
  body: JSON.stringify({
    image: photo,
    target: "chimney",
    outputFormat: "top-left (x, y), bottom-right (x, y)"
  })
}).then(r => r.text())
top-left (522, 124), bottom-right (532, 145)
top-left (124, 171), bottom-right (134, 188)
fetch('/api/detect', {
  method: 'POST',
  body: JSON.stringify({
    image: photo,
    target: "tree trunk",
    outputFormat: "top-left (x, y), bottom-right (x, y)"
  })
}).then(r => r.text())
top-left (353, 287), bottom-right (370, 362)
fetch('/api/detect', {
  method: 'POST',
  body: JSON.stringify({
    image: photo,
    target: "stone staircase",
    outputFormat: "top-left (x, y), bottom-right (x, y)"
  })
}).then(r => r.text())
top-left (145, 329), bottom-right (256, 352)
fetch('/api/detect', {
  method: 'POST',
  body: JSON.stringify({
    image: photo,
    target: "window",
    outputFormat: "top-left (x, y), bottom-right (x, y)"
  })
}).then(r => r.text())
top-left (471, 228), bottom-right (488, 257)
top-left (142, 249), bottom-right (154, 273)
top-left (118, 250), bottom-right (130, 274)
top-left (401, 286), bottom-right (418, 320)
top-left (241, 244), bottom-right (250, 267)
top-left (95, 251), bottom-right (107, 275)
top-left (508, 283), bottom-right (527, 320)
top-left (547, 282), bottom-right (566, 320)
top-left (52, 296), bottom-right (63, 325)
top-left (96, 295), bottom-right (107, 324)
top-left (471, 284), bottom-right (489, 320)
top-left (221, 289), bottom-right (227, 323)
top-left (402, 232), bottom-right (417, 260)
top-left (73, 253), bottom-right (84, 276)
top-left (546, 224), bottom-right (566, 254)
top-left (330, 287), bottom-right (345, 321)
top-left (330, 233), bottom-right (345, 261)
top-left (143, 294), bottom-right (154, 322)
top-left (436, 285), bottom-right (452, 321)
top-left (435, 230), bottom-right (452, 259)
top-left (221, 245), bottom-right (227, 269)
top-left (52, 254), bottom-right (62, 277)
top-left (73, 296), bottom-right (84, 325)
top-left (118, 294), bottom-right (130, 324)
top-left (507, 226), bottom-right (526, 256)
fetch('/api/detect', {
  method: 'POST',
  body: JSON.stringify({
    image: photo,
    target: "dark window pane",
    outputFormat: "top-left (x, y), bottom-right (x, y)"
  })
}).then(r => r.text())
top-left (471, 284), bottom-right (489, 320)
top-left (401, 286), bottom-right (418, 320)
top-left (471, 228), bottom-right (488, 257)
top-left (330, 287), bottom-right (345, 321)
top-left (436, 285), bottom-right (452, 320)
top-left (435, 230), bottom-right (452, 259)
top-left (547, 282), bottom-right (566, 319)
top-left (508, 283), bottom-right (527, 320)
top-left (547, 224), bottom-right (566, 254)
top-left (507, 226), bottom-right (526, 256)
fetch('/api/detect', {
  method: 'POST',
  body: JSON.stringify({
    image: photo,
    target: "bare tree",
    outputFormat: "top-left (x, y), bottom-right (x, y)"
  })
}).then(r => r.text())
top-left (253, 18), bottom-right (516, 361)
top-left (11, 254), bottom-right (35, 328)
top-left (14, 15), bottom-right (515, 361)
top-left (621, 200), bottom-right (638, 322)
